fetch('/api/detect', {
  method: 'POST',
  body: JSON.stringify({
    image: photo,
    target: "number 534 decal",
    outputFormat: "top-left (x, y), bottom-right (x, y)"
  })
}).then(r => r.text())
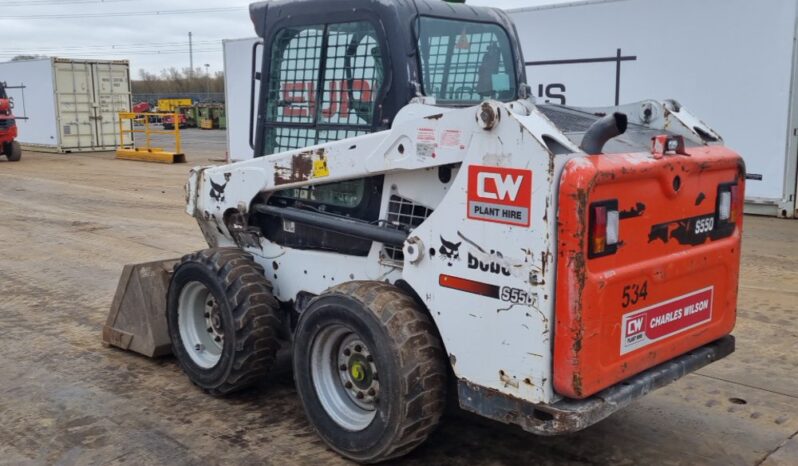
top-left (622, 281), bottom-right (648, 308)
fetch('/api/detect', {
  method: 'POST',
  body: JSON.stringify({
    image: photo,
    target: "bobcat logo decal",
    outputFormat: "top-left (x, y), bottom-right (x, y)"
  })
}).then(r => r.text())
top-left (209, 173), bottom-right (232, 202)
top-left (438, 236), bottom-right (461, 267)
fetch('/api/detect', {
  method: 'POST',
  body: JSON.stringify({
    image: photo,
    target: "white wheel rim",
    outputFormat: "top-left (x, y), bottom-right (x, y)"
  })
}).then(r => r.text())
top-left (310, 324), bottom-right (379, 431)
top-left (178, 281), bottom-right (224, 369)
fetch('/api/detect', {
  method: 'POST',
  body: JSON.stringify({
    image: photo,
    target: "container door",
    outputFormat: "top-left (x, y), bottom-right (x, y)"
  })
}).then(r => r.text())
top-left (54, 60), bottom-right (96, 150)
top-left (92, 62), bottom-right (132, 149)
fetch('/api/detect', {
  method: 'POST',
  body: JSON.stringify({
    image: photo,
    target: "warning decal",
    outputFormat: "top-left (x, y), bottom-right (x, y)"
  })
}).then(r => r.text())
top-left (620, 286), bottom-right (714, 355)
top-left (417, 127), bottom-right (436, 143)
top-left (440, 129), bottom-right (464, 149)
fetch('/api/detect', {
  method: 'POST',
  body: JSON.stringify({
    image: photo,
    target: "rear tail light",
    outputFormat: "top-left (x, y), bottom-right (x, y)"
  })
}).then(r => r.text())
top-left (606, 210), bottom-right (620, 245)
top-left (589, 200), bottom-right (619, 258)
top-left (717, 183), bottom-right (739, 224)
top-left (718, 191), bottom-right (732, 221)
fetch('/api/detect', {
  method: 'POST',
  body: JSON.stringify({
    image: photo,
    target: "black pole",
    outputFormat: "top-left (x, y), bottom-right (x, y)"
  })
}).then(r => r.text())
top-left (615, 48), bottom-right (622, 106)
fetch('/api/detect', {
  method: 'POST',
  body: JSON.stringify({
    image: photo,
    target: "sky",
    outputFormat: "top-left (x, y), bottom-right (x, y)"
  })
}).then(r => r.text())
top-left (2, 0), bottom-right (574, 78)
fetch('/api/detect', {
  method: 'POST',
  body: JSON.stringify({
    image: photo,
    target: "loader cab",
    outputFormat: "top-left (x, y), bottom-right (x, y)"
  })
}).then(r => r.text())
top-left (247, 0), bottom-right (527, 254)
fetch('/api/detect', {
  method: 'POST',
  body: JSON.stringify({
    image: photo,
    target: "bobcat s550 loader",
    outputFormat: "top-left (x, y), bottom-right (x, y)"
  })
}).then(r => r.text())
top-left (103, 0), bottom-right (745, 462)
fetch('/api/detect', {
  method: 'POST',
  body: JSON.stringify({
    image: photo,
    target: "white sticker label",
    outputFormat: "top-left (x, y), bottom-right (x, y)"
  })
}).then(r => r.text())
top-left (620, 287), bottom-right (714, 355)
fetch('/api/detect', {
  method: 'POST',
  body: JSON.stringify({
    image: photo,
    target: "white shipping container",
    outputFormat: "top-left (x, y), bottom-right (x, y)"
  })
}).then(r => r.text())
top-left (0, 57), bottom-right (132, 153)
top-left (509, 0), bottom-right (798, 218)
top-left (222, 0), bottom-right (798, 217)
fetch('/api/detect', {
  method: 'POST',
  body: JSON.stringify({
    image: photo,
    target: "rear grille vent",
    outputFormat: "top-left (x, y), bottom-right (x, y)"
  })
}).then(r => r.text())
top-left (383, 195), bottom-right (433, 262)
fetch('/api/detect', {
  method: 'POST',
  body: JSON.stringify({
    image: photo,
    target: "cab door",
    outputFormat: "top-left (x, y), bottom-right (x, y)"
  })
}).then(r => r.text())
top-left (256, 20), bottom-right (389, 255)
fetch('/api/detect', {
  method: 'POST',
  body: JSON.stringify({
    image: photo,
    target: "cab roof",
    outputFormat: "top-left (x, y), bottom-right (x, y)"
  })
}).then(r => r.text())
top-left (247, 0), bottom-right (527, 102)
top-left (249, 0), bottom-right (519, 41)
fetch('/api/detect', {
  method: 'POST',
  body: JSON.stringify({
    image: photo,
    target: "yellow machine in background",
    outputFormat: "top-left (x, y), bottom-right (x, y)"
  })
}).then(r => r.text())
top-left (156, 98), bottom-right (192, 113)
top-left (196, 103), bottom-right (226, 130)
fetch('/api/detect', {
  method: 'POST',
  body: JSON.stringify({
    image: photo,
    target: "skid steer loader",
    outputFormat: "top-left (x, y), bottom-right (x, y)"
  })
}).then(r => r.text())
top-left (104, 0), bottom-right (745, 462)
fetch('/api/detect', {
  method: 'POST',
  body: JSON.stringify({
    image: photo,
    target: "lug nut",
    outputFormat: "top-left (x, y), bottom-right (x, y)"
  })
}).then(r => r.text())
top-left (340, 364), bottom-right (347, 371)
top-left (214, 336), bottom-right (221, 343)
top-left (207, 327), bottom-right (213, 333)
top-left (356, 392), bottom-right (364, 399)
top-left (345, 381), bottom-right (353, 389)
top-left (368, 388), bottom-right (376, 396)
top-left (204, 312), bottom-right (210, 318)
top-left (343, 348), bottom-right (351, 356)
top-left (366, 355), bottom-right (373, 362)
top-left (354, 345), bottom-right (362, 353)
top-left (207, 300), bottom-right (214, 306)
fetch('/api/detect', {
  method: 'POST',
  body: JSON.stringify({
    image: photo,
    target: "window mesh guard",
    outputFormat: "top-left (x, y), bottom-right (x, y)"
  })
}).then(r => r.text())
top-left (383, 195), bottom-right (434, 262)
top-left (265, 22), bottom-right (383, 155)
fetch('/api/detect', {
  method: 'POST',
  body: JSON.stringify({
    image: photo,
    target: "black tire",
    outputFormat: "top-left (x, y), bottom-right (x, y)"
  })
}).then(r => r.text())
top-left (6, 141), bottom-right (21, 162)
top-left (167, 248), bottom-right (281, 395)
top-left (293, 281), bottom-right (446, 463)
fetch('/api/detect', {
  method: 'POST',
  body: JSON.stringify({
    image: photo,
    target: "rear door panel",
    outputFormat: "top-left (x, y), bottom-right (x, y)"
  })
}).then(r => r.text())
top-left (554, 146), bottom-right (745, 399)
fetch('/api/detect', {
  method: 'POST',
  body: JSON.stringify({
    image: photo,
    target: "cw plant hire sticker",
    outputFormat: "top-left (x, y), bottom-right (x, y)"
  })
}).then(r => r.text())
top-left (467, 165), bottom-right (533, 227)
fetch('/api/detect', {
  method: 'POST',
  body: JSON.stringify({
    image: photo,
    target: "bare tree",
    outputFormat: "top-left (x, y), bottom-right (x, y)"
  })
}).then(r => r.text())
top-left (132, 67), bottom-right (225, 97)
top-left (11, 55), bottom-right (47, 61)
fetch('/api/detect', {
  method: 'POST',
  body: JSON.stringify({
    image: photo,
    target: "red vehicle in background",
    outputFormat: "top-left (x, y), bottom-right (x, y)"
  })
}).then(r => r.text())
top-left (0, 82), bottom-right (21, 162)
top-left (132, 101), bottom-right (151, 114)
top-left (162, 112), bottom-right (187, 130)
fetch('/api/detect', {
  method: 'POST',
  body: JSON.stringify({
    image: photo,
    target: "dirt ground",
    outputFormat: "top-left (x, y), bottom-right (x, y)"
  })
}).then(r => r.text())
top-left (0, 134), bottom-right (796, 465)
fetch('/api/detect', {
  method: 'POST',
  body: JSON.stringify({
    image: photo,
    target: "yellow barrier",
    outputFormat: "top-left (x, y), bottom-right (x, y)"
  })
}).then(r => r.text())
top-left (116, 112), bottom-right (186, 164)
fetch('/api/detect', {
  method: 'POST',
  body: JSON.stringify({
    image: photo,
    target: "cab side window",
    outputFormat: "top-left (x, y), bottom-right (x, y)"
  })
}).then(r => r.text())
top-left (418, 17), bottom-right (517, 104)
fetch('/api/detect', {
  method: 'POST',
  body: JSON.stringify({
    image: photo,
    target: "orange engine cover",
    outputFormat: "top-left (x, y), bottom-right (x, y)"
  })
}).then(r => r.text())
top-left (554, 146), bottom-right (745, 399)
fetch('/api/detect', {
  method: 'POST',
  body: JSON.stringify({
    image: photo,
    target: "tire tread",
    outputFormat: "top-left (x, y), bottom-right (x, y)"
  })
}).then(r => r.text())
top-left (174, 247), bottom-right (281, 395)
top-left (322, 281), bottom-right (446, 462)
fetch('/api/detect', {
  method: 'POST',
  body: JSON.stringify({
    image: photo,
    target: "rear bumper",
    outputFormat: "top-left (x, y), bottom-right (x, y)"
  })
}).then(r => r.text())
top-left (458, 335), bottom-right (734, 435)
